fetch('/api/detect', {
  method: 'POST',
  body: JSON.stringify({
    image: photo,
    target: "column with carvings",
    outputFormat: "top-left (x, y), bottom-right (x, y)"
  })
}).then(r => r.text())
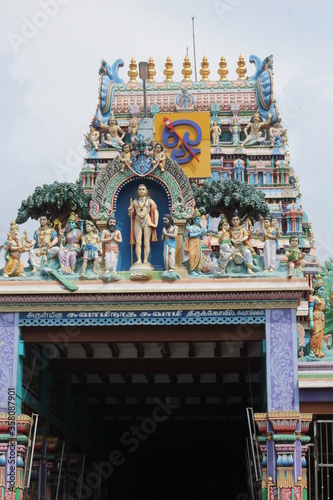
top-left (255, 309), bottom-right (312, 500)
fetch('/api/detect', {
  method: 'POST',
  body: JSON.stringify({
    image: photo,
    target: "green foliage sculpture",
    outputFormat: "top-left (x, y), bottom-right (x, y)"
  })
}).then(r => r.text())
top-left (16, 182), bottom-right (91, 226)
top-left (191, 179), bottom-right (270, 222)
top-left (317, 261), bottom-right (333, 338)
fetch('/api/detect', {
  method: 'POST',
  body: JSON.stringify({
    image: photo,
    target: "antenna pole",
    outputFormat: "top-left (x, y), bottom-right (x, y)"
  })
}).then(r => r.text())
top-left (192, 16), bottom-right (197, 82)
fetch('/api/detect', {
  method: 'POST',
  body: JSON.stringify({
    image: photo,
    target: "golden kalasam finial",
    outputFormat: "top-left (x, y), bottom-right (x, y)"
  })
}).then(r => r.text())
top-left (200, 55), bottom-right (210, 81)
top-left (163, 55), bottom-right (174, 82)
top-left (182, 54), bottom-right (192, 81)
top-left (148, 55), bottom-right (156, 82)
top-left (128, 57), bottom-right (138, 82)
top-left (236, 54), bottom-right (247, 79)
top-left (218, 54), bottom-right (228, 80)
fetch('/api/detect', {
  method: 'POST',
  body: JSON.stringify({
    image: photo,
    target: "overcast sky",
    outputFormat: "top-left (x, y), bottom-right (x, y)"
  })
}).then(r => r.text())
top-left (1, 0), bottom-right (332, 263)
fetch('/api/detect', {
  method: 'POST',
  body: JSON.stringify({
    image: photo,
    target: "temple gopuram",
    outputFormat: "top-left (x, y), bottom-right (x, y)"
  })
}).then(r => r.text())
top-left (0, 53), bottom-right (332, 499)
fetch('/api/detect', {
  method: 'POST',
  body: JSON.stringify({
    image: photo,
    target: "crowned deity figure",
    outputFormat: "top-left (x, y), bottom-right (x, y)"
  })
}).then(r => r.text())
top-left (101, 215), bottom-right (123, 273)
top-left (3, 221), bottom-right (26, 278)
top-left (229, 211), bottom-right (254, 274)
top-left (28, 212), bottom-right (59, 273)
top-left (128, 184), bottom-right (159, 267)
top-left (242, 111), bottom-right (272, 147)
top-left (308, 278), bottom-right (330, 358)
top-left (58, 213), bottom-right (82, 275)
top-left (84, 126), bottom-right (100, 152)
top-left (98, 114), bottom-right (125, 148)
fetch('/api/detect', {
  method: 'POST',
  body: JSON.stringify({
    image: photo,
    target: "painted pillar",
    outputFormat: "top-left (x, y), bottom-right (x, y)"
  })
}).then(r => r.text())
top-left (0, 313), bottom-right (19, 500)
top-left (256, 309), bottom-right (312, 500)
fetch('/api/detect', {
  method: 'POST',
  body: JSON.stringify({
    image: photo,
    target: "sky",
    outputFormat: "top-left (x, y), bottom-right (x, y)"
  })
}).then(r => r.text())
top-left (1, 0), bottom-right (333, 264)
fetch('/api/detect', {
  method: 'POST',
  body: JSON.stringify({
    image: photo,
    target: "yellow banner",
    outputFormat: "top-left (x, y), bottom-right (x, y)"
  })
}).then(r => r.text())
top-left (154, 112), bottom-right (211, 178)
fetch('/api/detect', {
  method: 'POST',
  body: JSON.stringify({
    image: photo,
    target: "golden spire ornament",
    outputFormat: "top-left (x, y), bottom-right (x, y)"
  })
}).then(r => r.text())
top-left (181, 54), bottom-right (192, 81)
top-left (218, 54), bottom-right (228, 80)
top-left (236, 54), bottom-right (247, 79)
top-left (163, 55), bottom-right (174, 82)
top-left (128, 57), bottom-right (138, 82)
top-left (148, 55), bottom-right (156, 82)
top-left (200, 55), bottom-right (210, 81)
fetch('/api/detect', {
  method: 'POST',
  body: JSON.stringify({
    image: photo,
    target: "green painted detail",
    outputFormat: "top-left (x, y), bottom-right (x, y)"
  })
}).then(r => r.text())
top-left (262, 488), bottom-right (267, 500)
top-left (258, 436), bottom-right (267, 444)
top-left (273, 434), bottom-right (297, 442)
top-left (300, 436), bottom-right (311, 443)
top-left (298, 373), bottom-right (333, 379)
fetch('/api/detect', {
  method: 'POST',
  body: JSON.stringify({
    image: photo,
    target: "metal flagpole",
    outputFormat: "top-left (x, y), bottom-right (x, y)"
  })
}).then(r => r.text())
top-left (192, 16), bottom-right (198, 82)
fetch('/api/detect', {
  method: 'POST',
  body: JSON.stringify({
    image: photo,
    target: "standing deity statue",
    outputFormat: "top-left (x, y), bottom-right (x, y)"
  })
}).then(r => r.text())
top-left (161, 215), bottom-right (178, 272)
top-left (128, 184), bottom-right (159, 267)
top-left (230, 117), bottom-right (240, 146)
top-left (98, 115), bottom-right (125, 148)
top-left (308, 278), bottom-right (330, 358)
top-left (3, 221), bottom-right (26, 278)
top-left (229, 211), bottom-right (254, 274)
top-left (285, 236), bottom-right (306, 278)
top-left (184, 209), bottom-right (206, 276)
top-left (256, 215), bottom-right (279, 272)
top-left (101, 216), bottom-right (123, 274)
top-left (58, 213), bottom-right (82, 275)
top-left (269, 121), bottom-right (288, 149)
top-left (28, 212), bottom-right (59, 273)
top-left (242, 112), bottom-right (272, 147)
top-left (80, 220), bottom-right (102, 277)
top-left (210, 121), bottom-right (221, 145)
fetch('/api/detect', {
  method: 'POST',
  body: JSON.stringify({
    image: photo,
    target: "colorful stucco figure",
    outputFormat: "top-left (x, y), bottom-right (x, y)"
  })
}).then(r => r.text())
top-left (80, 220), bottom-right (101, 277)
top-left (128, 184), bottom-right (159, 267)
top-left (185, 209), bottom-right (206, 276)
top-left (101, 215), bottom-right (122, 273)
top-left (161, 214), bottom-right (178, 272)
top-left (28, 212), bottom-right (59, 273)
top-left (309, 278), bottom-right (329, 358)
top-left (58, 213), bottom-right (82, 275)
top-left (3, 221), bottom-right (25, 278)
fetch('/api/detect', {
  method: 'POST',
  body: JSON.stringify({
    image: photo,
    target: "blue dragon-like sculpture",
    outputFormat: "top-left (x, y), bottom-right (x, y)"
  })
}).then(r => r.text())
top-left (93, 59), bottom-right (124, 126)
top-left (249, 54), bottom-right (280, 123)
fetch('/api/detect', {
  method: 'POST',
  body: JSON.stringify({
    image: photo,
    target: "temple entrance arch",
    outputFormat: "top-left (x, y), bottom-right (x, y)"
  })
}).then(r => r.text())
top-left (115, 177), bottom-right (170, 270)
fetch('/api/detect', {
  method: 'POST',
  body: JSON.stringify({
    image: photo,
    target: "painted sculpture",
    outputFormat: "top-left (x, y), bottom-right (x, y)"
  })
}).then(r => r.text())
top-left (80, 220), bottom-right (101, 278)
top-left (229, 211), bottom-right (254, 274)
top-left (120, 144), bottom-right (133, 171)
top-left (161, 215), bottom-right (178, 272)
top-left (230, 117), bottom-right (240, 146)
top-left (242, 112), bottom-right (272, 147)
top-left (84, 126), bottom-right (100, 158)
top-left (217, 216), bottom-right (231, 246)
top-left (285, 236), bottom-right (306, 278)
top-left (3, 221), bottom-right (26, 278)
top-left (97, 115), bottom-right (125, 148)
top-left (308, 278), bottom-right (329, 358)
top-left (58, 213), bottom-right (82, 275)
top-left (210, 121), bottom-right (221, 145)
top-left (28, 212), bottom-right (59, 273)
top-left (269, 121), bottom-right (288, 151)
top-left (185, 209), bottom-right (206, 276)
top-left (128, 184), bottom-right (159, 267)
top-left (151, 143), bottom-right (166, 172)
top-left (101, 216), bottom-right (123, 274)
top-left (256, 215), bottom-right (279, 272)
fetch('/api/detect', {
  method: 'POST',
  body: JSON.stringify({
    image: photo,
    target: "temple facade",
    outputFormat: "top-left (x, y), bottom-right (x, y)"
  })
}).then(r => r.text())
top-left (0, 53), bottom-right (332, 499)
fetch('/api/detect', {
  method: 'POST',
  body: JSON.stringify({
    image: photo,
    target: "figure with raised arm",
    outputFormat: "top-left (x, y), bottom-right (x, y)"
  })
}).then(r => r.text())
top-left (98, 114), bottom-right (125, 148)
top-left (242, 111), bottom-right (272, 147)
top-left (3, 221), bottom-right (26, 278)
top-left (285, 235), bottom-right (306, 278)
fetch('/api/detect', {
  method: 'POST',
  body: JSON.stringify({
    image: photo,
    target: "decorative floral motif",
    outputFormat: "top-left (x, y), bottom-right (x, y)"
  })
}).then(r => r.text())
top-left (0, 313), bottom-right (19, 412)
top-left (267, 309), bottom-right (298, 411)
